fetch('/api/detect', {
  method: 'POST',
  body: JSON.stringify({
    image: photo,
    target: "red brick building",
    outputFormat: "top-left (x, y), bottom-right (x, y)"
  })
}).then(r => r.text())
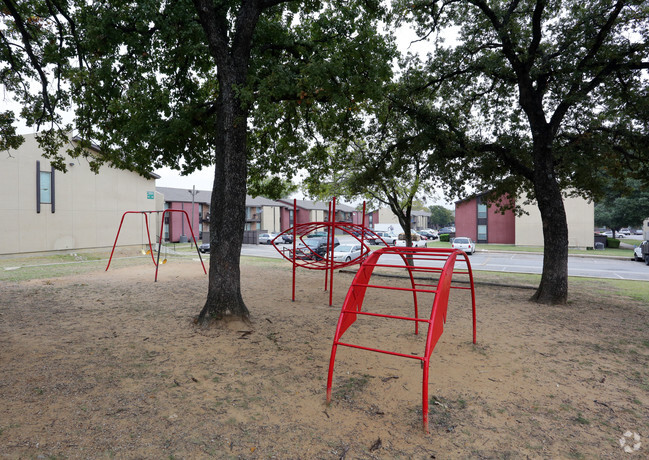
top-left (455, 194), bottom-right (515, 244)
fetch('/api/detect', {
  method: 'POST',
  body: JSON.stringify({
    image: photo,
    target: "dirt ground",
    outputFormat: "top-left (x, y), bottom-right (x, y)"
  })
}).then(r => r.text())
top-left (0, 254), bottom-right (648, 459)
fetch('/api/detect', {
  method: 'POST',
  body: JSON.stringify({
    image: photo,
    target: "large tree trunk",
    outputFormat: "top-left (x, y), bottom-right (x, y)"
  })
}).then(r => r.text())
top-left (192, 0), bottom-right (263, 323)
top-left (530, 145), bottom-right (569, 304)
top-left (197, 76), bottom-right (250, 323)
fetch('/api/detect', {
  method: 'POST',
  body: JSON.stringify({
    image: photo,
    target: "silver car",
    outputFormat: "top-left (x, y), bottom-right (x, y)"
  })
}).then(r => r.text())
top-left (331, 244), bottom-right (365, 263)
top-left (258, 233), bottom-right (278, 244)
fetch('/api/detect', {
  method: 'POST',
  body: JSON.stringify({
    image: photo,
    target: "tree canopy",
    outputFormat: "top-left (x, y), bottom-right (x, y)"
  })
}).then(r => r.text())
top-left (302, 81), bottom-right (440, 247)
top-left (594, 178), bottom-right (649, 232)
top-left (1, 0), bottom-right (395, 321)
top-left (428, 205), bottom-right (454, 228)
top-left (393, 0), bottom-right (649, 303)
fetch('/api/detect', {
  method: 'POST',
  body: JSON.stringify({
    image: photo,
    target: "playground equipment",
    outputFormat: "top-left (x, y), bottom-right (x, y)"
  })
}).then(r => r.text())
top-left (106, 209), bottom-right (207, 281)
top-left (271, 198), bottom-right (390, 305)
top-left (326, 246), bottom-right (477, 432)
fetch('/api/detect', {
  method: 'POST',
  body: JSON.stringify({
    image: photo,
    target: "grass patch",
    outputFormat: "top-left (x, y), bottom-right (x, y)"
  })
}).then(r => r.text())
top-left (333, 374), bottom-right (372, 400)
top-left (425, 240), bottom-right (638, 257)
top-left (569, 277), bottom-right (649, 304)
top-left (0, 247), bottom-right (198, 282)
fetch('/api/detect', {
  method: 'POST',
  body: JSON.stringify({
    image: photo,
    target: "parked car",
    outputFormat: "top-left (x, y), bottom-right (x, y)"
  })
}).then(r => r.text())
top-left (330, 244), bottom-right (365, 263)
top-left (419, 230), bottom-right (438, 240)
top-left (451, 237), bottom-right (476, 255)
top-left (635, 241), bottom-right (648, 263)
top-left (619, 228), bottom-right (631, 236)
top-left (294, 237), bottom-right (340, 260)
top-left (259, 233), bottom-right (279, 244)
top-left (396, 232), bottom-right (427, 247)
top-left (634, 245), bottom-right (643, 261)
top-left (294, 238), bottom-right (322, 260)
top-left (351, 230), bottom-right (375, 240)
top-left (372, 231), bottom-right (398, 245)
top-left (602, 230), bottom-right (624, 238)
top-left (198, 243), bottom-right (210, 253)
top-left (281, 233), bottom-right (293, 244)
top-left (635, 229), bottom-right (644, 235)
top-left (438, 226), bottom-right (455, 234)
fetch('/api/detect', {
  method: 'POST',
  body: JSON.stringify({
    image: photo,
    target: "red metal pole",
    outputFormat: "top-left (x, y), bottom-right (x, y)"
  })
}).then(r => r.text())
top-left (154, 209), bottom-right (167, 282)
top-left (292, 199), bottom-right (297, 302)
top-left (182, 209), bottom-right (207, 274)
top-left (106, 211), bottom-right (130, 271)
top-left (325, 201), bottom-right (331, 291)
top-left (142, 212), bottom-right (158, 266)
top-left (329, 197), bottom-right (336, 306)
top-left (362, 201), bottom-right (366, 247)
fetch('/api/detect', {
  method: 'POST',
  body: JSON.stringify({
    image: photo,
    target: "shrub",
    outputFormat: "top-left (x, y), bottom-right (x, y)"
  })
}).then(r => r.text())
top-left (607, 237), bottom-right (620, 249)
top-left (439, 233), bottom-right (450, 242)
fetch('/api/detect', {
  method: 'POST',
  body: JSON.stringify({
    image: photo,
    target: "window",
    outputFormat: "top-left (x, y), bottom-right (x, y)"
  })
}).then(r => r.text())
top-left (289, 210), bottom-right (294, 226)
top-left (478, 225), bottom-right (487, 241)
top-left (40, 172), bottom-right (52, 203)
top-left (36, 161), bottom-right (55, 213)
top-left (477, 203), bottom-right (487, 219)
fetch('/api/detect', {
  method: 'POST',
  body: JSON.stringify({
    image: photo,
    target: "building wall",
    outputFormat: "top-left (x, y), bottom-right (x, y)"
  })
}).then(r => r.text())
top-left (260, 205), bottom-right (281, 233)
top-left (167, 202), bottom-right (201, 243)
top-left (377, 207), bottom-right (398, 224)
top-left (487, 205), bottom-right (516, 244)
top-left (0, 134), bottom-right (159, 254)
top-left (515, 193), bottom-right (594, 248)
top-left (412, 214), bottom-right (430, 230)
top-left (455, 199), bottom-right (478, 240)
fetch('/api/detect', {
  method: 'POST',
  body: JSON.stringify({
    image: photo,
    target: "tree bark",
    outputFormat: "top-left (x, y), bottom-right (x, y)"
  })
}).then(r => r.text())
top-left (529, 143), bottom-right (569, 304)
top-left (198, 73), bottom-right (251, 322)
top-left (192, 0), bottom-right (263, 323)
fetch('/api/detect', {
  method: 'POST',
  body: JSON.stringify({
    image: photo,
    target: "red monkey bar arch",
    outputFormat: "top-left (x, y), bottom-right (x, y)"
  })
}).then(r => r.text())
top-left (326, 247), bottom-right (477, 432)
top-left (106, 209), bottom-right (206, 281)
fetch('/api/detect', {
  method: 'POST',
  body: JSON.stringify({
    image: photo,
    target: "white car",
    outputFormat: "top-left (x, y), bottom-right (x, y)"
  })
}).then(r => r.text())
top-left (451, 237), bottom-right (476, 255)
top-left (634, 241), bottom-right (647, 262)
top-left (258, 233), bottom-right (279, 244)
top-left (331, 244), bottom-right (365, 263)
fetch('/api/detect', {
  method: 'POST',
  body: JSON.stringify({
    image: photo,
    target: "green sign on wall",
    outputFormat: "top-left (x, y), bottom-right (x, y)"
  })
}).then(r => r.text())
top-left (147, 191), bottom-right (154, 199)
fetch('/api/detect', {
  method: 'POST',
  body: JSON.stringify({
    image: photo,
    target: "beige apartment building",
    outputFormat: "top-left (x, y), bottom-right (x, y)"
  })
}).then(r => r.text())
top-left (0, 133), bottom-right (161, 255)
top-left (515, 193), bottom-right (595, 248)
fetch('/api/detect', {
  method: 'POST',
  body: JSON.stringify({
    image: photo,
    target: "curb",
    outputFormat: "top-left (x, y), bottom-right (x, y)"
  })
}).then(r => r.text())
top-left (474, 249), bottom-right (632, 261)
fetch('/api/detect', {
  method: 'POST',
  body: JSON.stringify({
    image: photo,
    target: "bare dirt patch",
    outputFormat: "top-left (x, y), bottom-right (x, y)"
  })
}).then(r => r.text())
top-left (0, 256), bottom-right (648, 459)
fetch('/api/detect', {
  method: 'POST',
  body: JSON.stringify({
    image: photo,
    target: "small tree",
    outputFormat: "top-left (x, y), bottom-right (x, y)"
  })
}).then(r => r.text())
top-left (595, 179), bottom-right (649, 236)
top-left (304, 87), bottom-right (438, 250)
top-left (428, 205), bottom-right (454, 229)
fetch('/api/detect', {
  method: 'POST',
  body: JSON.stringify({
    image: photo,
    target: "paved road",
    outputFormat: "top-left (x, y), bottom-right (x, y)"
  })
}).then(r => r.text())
top-left (240, 242), bottom-right (649, 282)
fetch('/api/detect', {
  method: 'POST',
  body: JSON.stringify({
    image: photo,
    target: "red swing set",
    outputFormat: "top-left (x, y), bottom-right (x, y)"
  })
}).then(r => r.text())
top-left (105, 209), bottom-right (207, 281)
